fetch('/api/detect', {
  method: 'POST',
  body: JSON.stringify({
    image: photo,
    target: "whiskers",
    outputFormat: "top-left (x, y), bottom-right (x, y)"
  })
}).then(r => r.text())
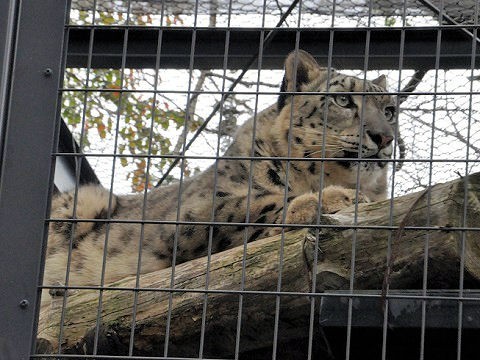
top-left (306, 147), bottom-right (345, 158)
top-left (299, 127), bottom-right (340, 138)
top-left (305, 138), bottom-right (346, 158)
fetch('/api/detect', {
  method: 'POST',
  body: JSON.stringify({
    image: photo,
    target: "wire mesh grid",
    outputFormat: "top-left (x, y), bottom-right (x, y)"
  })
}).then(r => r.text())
top-left (69, 0), bottom-right (480, 25)
top-left (33, 0), bottom-right (480, 358)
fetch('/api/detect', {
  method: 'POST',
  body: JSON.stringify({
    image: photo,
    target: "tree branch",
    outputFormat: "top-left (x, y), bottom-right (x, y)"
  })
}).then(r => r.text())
top-left (37, 172), bottom-right (480, 357)
top-left (395, 69), bottom-right (429, 170)
top-left (398, 69), bottom-right (428, 104)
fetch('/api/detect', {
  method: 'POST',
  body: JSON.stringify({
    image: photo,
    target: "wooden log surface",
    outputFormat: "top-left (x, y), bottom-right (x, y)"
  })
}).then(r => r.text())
top-left (37, 172), bottom-right (480, 357)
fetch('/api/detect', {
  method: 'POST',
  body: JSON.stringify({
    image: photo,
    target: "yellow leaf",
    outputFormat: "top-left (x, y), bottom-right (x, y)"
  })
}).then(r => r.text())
top-left (97, 123), bottom-right (106, 138)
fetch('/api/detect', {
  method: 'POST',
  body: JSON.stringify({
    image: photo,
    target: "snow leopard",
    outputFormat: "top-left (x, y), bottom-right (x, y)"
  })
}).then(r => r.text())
top-left (44, 50), bottom-right (396, 291)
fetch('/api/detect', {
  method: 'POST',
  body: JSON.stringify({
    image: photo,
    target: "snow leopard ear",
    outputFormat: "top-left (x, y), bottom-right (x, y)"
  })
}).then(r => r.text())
top-left (372, 74), bottom-right (387, 89)
top-left (283, 49), bottom-right (322, 92)
top-left (278, 50), bottom-right (331, 111)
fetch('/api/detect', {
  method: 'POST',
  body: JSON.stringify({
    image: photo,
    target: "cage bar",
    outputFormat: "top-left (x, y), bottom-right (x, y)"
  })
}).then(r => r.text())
top-left (0, 0), bottom-right (69, 357)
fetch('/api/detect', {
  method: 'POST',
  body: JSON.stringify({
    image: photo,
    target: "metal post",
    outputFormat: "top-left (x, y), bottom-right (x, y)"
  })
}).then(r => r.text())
top-left (0, 1), bottom-right (68, 358)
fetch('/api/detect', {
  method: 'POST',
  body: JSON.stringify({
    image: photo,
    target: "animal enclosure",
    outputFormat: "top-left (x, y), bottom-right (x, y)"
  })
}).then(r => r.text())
top-left (0, 0), bottom-right (480, 359)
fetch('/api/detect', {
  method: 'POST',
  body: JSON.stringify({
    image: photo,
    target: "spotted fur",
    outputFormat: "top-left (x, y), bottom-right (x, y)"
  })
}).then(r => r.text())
top-left (43, 50), bottom-right (396, 292)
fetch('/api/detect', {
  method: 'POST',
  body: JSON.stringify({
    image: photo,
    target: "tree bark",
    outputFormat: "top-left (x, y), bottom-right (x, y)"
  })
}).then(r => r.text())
top-left (37, 172), bottom-right (480, 357)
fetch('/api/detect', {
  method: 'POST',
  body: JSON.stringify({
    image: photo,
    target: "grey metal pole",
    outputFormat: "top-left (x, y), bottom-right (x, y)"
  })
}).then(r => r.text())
top-left (0, 1), bottom-right (69, 358)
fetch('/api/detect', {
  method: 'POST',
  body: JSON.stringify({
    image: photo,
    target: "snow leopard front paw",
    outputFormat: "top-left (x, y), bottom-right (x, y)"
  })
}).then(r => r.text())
top-left (285, 186), bottom-right (370, 225)
top-left (321, 185), bottom-right (370, 214)
top-left (285, 193), bottom-right (321, 225)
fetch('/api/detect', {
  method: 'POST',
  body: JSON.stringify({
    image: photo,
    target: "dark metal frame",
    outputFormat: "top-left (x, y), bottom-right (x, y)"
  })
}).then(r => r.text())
top-left (66, 27), bottom-right (480, 70)
top-left (0, 0), bottom-right (69, 357)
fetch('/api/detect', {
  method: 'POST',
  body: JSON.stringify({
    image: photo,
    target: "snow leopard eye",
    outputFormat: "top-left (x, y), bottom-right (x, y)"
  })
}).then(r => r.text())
top-left (384, 106), bottom-right (396, 122)
top-left (334, 94), bottom-right (354, 108)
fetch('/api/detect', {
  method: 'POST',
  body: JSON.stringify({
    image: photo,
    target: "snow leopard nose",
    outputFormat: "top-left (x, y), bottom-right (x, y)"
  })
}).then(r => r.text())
top-left (366, 131), bottom-right (394, 150)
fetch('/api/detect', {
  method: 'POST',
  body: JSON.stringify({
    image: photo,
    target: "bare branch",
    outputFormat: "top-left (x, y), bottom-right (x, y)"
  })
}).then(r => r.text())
top-left (205, 72), bottom-right (278, 88)
top-left (396, 136), bottom-right (406, 171)
top-left (405, 110), bottom-right (480, 155)
top-left (172, 10), bottom-right (216, 155)
top-left (396, 69), bottom-right (428, 170)
top-left (398, 69), bottom-right (428, 104)
top-left (172, 71), bottom-right (208, 155)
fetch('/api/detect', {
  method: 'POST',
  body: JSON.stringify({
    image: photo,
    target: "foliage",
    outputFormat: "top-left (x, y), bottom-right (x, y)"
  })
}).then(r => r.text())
top-left (63, 10), bottom-right (195, 192)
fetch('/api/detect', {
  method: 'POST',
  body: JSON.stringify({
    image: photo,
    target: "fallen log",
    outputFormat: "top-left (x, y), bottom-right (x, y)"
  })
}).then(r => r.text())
top-left (36, 172), bottom-right (480, 357)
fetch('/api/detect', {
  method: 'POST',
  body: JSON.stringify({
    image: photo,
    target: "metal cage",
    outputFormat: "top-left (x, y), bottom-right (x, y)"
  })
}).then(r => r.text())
top-left (1, 0), bottom-right (479, 358)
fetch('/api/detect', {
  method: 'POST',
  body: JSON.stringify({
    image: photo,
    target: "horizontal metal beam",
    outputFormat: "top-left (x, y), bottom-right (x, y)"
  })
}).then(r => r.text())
top-left (66, 27), bottom-right (480, 70)
top-left (319, 290), bottom-right (480, 329)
